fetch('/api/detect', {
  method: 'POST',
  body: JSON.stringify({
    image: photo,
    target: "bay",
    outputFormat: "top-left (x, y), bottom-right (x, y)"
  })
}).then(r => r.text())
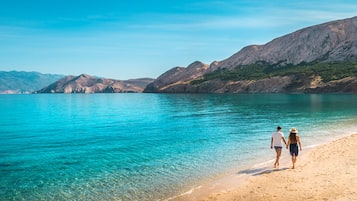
top-left (1, 94), bottom-right (357, 200)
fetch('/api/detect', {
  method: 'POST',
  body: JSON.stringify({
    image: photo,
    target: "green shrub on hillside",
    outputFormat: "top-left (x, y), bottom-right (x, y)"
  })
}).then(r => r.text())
top-left (191, 62), bottom-right (357, 84)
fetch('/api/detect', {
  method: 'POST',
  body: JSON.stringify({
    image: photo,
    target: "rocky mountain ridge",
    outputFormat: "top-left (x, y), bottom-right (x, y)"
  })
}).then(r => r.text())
top-left (144, 16), bottom-right (357, 93)
top-left (207, 16), bottom-right (357, 73)
top-left (36, 74), bottom-right (154, 93)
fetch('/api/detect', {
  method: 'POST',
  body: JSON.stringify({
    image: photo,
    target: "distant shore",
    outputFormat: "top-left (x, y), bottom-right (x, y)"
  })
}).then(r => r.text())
top-left (181, 133), bottom-right (357, 201)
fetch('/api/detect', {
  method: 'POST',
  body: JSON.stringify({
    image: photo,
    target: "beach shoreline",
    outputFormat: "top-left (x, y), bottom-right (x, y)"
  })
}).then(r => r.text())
top-left (171, 133), bottom-right (357, 201)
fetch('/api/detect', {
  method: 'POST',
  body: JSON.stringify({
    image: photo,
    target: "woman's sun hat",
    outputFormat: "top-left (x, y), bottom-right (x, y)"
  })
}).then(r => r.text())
top-left (290, 127), bottom-right (298, 133)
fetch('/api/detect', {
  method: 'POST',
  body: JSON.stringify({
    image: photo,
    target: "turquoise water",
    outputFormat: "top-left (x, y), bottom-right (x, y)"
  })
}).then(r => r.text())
top-left (1, 94), bottom-right (357, 200)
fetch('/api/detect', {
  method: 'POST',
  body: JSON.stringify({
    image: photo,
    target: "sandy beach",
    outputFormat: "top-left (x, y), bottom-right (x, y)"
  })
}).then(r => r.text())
top-left (193, 134), bottom-right (357, 201)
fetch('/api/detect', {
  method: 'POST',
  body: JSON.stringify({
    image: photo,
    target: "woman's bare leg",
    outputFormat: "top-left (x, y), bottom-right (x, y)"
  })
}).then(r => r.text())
top-left (292, 156), bottom-right (296, 169)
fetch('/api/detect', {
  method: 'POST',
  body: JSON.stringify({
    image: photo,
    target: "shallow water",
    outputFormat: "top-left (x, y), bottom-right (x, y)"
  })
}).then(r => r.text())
top-left (1, 94), bottom-right (357, 200)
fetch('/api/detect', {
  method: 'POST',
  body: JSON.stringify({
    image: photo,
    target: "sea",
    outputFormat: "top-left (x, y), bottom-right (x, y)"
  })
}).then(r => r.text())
top-left (1, 93), bottom-right (357, 201)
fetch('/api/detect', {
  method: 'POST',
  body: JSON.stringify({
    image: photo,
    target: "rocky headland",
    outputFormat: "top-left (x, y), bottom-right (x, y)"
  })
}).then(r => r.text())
top-left (36, 74), bottom-right (154, 93)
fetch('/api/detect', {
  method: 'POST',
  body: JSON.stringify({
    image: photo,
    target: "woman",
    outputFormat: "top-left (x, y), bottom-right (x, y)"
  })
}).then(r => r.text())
top-left (286, 127), bottom-right (302, 169)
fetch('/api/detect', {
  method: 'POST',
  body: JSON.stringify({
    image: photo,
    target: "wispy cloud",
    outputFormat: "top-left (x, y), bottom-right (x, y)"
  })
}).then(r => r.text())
top-left (121, 1), bottom-right (357, 32)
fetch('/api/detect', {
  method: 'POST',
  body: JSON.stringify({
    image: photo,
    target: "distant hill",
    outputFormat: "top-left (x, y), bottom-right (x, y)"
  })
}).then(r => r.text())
top-left (36, 74), bottom-right (154, 93)
top-left (144, 16), bottom-right (357, 93)
top-left (0, 71), bottom-right (65, 94)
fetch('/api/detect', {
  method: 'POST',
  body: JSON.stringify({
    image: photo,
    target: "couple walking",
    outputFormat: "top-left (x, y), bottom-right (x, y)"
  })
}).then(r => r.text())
top-left (270, 126), bottom-right (302, 169)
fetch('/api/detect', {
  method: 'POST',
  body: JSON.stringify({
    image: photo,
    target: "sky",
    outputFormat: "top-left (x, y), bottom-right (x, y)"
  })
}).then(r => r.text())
top-left (1, 0), bottom-right (357, 80)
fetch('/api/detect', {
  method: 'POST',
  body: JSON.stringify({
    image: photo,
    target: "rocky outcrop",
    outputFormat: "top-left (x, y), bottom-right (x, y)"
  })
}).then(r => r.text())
top-left (36, 74), bottom-right (154, 93)
top-left (304, 77), bottom-right (357, 93)
top-left (151, 76), bottom-right (294, 93)
top-left (144, 16), bottom-right (357, 93)
top-left (148, 75), bottom-right (357, 93)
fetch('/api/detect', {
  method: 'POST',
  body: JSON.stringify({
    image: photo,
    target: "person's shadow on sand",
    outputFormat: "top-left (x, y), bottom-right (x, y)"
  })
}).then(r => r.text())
top-left (238, 167), bottom-right (289, 176)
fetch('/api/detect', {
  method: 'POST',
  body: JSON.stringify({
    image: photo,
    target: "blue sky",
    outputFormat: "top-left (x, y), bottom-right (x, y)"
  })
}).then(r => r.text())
top-left (1, 0), bottom-right (357, 79)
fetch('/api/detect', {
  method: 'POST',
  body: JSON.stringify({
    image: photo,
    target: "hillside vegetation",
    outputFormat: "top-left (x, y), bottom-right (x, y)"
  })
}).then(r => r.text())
top-left (192, 62), bottom-right (357, 84)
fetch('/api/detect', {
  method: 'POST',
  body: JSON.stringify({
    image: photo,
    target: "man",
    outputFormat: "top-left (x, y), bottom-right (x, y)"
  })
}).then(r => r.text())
top-left (271, 126), bottom-right (287, 168)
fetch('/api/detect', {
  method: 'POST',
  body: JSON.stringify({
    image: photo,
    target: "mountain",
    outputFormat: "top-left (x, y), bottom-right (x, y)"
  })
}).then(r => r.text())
top-left (36, 74), bottom-right (154, 93)
top-left (0, 71), bottom-right (64, 94)
top-left (144, 16), bottom-right (357, 93)
top-left (144, 61), bottom-right (209, 92)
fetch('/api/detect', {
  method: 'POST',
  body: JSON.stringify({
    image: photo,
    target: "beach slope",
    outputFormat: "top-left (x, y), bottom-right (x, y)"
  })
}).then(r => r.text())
top-left (202, 134), bottom-right (357, 201)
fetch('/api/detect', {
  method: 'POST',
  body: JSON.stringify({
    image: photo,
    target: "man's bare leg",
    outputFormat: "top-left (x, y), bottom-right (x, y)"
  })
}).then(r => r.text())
top-left (274, 149), bottom-right (282, 168)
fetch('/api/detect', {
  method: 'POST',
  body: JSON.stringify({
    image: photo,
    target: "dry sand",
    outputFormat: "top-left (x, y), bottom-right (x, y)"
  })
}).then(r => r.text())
top-left (198, 134), bottom-right (357, 201)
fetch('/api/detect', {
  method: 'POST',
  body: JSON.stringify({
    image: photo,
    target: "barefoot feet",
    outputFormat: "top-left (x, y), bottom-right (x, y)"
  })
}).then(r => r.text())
top-left (274, 162), bottom-right (279, 168)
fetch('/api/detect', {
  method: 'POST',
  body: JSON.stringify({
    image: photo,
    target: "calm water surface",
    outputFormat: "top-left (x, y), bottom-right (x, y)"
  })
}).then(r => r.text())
top-left (1, 94), bottom-right (357, 200)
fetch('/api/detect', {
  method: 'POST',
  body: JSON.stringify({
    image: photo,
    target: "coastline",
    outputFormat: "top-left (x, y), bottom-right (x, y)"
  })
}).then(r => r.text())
top-left (172, 133), bottom-right (357, 201)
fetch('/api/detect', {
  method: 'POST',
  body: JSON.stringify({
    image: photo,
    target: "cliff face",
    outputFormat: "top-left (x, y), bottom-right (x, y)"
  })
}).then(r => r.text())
top-left (37, 74), bottom-right (154, 93)
top-left (144, 16), bottom-right (357, 93)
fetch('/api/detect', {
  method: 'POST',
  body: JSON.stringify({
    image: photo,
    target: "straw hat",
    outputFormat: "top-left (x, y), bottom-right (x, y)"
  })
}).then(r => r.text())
top-left (290, 127), bottom-right (298, 133)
